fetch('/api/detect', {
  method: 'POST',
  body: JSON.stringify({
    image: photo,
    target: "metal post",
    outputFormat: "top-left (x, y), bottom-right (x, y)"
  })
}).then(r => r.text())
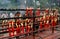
top-left (33, 10), bottom-right (35, 39)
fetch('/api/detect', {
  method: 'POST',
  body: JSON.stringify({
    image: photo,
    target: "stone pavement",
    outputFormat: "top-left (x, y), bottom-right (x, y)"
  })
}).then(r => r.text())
top-left (0, 30), bottom-right (60, 39)
top-left (20, 30), bottom-right (60, 39)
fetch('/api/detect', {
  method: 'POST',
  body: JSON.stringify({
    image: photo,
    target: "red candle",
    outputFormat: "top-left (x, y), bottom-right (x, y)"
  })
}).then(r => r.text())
top-left (26, 8), bottom-right (29, 16)
top-left (8, 21), bottom-right (15, 37)
top-left (36, 9), bottom-right (40, 16)
top-left (27, 26), bottom-right (31, 32)
top-left (25, 25), bottom-right (28, 32)
top-left (46, 15), bottom-right (49, 20)
top-left (40, 22), bottom-right (43, 29)
top-left (8, 27), bottom-right (11, 37)
top-left (21, 26), bottom-right (24, 33)
top-left (11, 27), bottom-right (14, 36)
top-left (45, 21), bottom-right (49, 29)
top-left (8, 21), bottom-right (12, 37)
top-left (43, 15), bottom-right (46, 21)
top-left (16, 25), bottom-right (20, 35)
top-left (16, 19), bottom-right (20, 25)
top-left (21, 23), bottom-right (24, 33)
top-left (45, 9), bottom-right (49, 14)
top-left (51, 19), bottom-right (56, 27)
top-left (29, 7), bottom-right (33, 16)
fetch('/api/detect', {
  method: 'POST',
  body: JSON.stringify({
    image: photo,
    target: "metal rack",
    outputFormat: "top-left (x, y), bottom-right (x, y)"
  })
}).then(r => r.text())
top-left (0, 9), bottom-right (59, 39)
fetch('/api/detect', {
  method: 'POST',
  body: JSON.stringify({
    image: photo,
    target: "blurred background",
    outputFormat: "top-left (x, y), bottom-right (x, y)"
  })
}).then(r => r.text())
top-left (0, 0), bottom-right (60, 9)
